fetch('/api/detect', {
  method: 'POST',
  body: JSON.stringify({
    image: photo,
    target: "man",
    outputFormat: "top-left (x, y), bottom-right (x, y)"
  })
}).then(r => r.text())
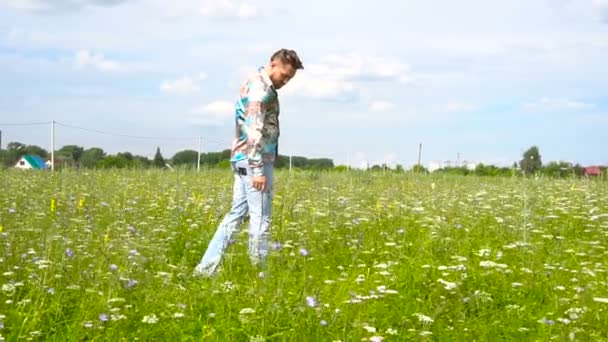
top-left (193, 49), bottom-right (304, 277)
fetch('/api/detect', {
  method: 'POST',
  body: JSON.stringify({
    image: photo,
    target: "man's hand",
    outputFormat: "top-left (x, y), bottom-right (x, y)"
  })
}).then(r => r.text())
top-left (252, 175), bottom-right (266, 191)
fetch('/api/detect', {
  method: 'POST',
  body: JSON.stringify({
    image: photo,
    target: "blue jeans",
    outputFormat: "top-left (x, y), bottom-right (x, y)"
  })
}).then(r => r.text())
top-left (194, 159), bottom-right (274, 276)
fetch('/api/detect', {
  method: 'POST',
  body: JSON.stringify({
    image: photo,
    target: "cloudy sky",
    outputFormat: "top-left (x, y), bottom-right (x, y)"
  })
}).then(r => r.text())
top-left (0, 0), bottom-right (607, 169)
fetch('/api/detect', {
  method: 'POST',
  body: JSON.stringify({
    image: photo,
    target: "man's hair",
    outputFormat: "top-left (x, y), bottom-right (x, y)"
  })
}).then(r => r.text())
top-left (271, 49), bottom-right (304, 70)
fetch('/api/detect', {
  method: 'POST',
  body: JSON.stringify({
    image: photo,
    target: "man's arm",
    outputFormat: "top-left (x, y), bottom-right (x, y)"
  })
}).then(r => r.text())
top-left (244, 81), bottom-right (268, 177)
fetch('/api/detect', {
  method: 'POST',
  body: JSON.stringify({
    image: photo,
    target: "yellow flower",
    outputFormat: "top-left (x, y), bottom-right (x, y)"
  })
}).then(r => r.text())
top-left (50, 198), bottom-right (56, 213)
top-left (0, 225), bottom-right (3, 233)
top-left (104, 234), bottom-right (110, 243)
top-left (79, 199), bottom-right (85, 208)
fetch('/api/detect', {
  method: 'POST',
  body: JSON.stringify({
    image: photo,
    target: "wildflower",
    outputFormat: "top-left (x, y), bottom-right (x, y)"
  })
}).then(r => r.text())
top-left (109, 264), bottom-right (118, 271)
top-left (320, 320), bottom-right (327, 326)
top-left (124, 279), bottom-right (138, 290)
top-left (437, 278), bottom-right (458, 290)
top-left (99, 313), bottom-right (109, 322)
top-left (239, 308), bottom-right (255, 315)
top-left (142, 314), bottom-right (158, 324)
top-left (363, 325), bottom-right (377, 333)
top-left (65, 249), bottom-right (74, 258)
top-left (299, 248), bottom-right (309, 256)
top-left (413, 313), bottom-right (434, 324)
top-left (306, 296), bottom-right (316, 307)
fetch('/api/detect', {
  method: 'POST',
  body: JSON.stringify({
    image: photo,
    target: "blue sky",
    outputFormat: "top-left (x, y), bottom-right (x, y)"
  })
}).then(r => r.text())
top-left (0, 0), bottom-right (607, 169)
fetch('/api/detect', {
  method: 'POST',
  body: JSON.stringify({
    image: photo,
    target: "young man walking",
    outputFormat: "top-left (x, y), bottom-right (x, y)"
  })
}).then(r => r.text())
top-left (193, 49), bottom-right (304, 277)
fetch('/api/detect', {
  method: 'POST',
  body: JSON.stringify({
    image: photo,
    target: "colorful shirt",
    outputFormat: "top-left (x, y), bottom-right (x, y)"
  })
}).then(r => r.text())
top-left (230, 66), bottom-right (280, 176)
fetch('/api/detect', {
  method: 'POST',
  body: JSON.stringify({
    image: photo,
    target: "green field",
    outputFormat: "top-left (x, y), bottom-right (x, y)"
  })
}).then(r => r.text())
top-left (0, 169), bottom-right (607, 341)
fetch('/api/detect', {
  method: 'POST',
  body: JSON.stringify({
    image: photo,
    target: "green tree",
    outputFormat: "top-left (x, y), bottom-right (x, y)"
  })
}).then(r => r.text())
top-left (80, 147), bottom-right (106, 168)
top-left (542, 161), bottom-right (573, 178)
top-left (57, 145), bottom-right (84, 165)
top-left (519, 146), bottom-right (542, 175)
top-left (171, 150), bottom-right (199, 166)
top-left (410, 164), bottom-right (429, 173)
top-left (153, 147), bottom-right (165, 168)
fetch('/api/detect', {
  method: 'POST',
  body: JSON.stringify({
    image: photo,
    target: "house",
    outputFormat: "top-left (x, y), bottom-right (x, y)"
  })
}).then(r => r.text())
top-left (14, 155), bottom-right (48, 170)
top-left (583, 166), bottom-right (601, 177)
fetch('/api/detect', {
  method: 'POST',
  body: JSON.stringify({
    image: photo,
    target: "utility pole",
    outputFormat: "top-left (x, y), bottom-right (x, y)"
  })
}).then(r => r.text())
top-left (346, 152), bottom-right (350, 171)
top-left (51, 120), bottom-right (55, 171)
top-left (289, 155), bottom-right (292, 173)
top-left (197, 136), bottom-right (202, 172)
top-left (417, 143), bottom-right (422, 169)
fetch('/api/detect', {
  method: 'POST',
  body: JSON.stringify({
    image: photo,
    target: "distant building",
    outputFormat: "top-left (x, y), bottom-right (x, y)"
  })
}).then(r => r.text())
top-left (427, 160), bottom-right (479, 172)
top-left (14, 155), bottom-right (48, 170)
top-left (583, 166), bottom-right (601, 177)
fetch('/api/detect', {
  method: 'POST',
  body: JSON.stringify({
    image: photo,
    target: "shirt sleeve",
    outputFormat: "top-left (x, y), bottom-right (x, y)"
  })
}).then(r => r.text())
top-left (244, 80), bottom-right (269, 176)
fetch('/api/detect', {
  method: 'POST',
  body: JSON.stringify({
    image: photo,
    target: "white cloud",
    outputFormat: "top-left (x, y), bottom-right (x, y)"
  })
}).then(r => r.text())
top-left (160, 73), bottom-right (206, 95)
top-left (3, 0), bottom-right (127, 12)
top-left (445, 102), bottom-right (477, 113)
top-left (200, 0), bottom-right (257, 19)
top-left (200, 100), bottom-right (234, 114)
top-left (523, 97), bottom-right (595, 112)
top-left (283, 53), bottom-right (414, 101)
top-left (187, 100), bottom-right (234, 126)
top-left (592, 0), bottom-right (608, 22)
top-left (74, 50), bottom-right (126, 72)
top-left (369, 101), bottom-right (396, 112)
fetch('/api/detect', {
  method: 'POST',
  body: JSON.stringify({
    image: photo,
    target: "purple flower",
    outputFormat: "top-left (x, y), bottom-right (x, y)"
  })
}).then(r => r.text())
top-left (99, 313), bottom-right (109, 322)
top-left (65, 249), bottom-right (74, 258)
top-left (299, 248), bottom-right (309, 257)
top-left (109, 264), bottom-right (118, 271)
top-left (539, 318), bottom-right (555, 326)
top-left (271, 242), bottom-right (282, 250)
top-left (306, 296), bottom-right (316, 307)
top-left (125, 279), bottom-right (138, 290)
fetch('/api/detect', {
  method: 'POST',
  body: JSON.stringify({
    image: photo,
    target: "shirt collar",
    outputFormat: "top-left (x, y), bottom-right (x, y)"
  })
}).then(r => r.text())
top-left (258, 66), bottom-right (275, 92)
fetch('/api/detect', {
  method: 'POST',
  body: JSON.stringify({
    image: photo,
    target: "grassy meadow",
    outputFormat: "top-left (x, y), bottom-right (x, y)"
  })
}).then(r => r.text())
top-left (0, 168), bottom-right (607, 341)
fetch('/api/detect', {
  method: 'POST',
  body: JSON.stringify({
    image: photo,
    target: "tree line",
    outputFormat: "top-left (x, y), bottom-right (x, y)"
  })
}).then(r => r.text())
top-left (0, 141), bottom-right (334, 171)
top-left (0, 142), bottom-right (604, 179)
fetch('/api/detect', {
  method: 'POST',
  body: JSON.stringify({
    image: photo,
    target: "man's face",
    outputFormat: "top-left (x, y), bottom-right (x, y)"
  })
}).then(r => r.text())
top-left (268, 59), bottom-right (296, 89)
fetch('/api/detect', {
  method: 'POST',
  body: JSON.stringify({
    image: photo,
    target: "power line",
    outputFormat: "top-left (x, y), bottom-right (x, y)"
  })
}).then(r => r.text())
top-left (54, 121), bottom-right (197, 141)
top-left (0, 121), bottom-right (52, 126)
top-left (1, 120), bottom-right (229, 148)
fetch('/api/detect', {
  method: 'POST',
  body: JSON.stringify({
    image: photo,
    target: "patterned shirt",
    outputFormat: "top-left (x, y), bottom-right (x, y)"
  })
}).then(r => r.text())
top-left (230, 66), bottom-right (280, 176)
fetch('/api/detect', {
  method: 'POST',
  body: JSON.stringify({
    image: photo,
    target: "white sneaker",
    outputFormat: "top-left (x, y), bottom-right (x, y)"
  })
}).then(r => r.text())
top-left (192, 265), bottom-right (215, 278)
